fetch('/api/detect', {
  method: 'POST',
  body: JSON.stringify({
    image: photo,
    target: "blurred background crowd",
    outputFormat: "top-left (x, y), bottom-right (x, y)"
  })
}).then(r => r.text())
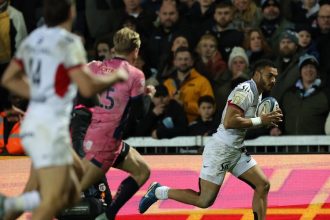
top-left (1, 0), bottom-right (330, 155)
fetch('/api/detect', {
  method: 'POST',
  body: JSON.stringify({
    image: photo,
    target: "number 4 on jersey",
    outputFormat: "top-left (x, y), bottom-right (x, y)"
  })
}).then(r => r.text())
top-left (28, 58), bottom-right (41, 85)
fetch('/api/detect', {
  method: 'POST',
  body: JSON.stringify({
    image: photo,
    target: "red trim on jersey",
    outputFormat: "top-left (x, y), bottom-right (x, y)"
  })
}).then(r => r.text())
top-left (227, 100), bottom-right (244, 113)
top-left (13, 58), bottom-right (24, 70)
top-left (55, 64), bottom-right (70, 97)
top-left (67, 64), bottom-right (84, 72)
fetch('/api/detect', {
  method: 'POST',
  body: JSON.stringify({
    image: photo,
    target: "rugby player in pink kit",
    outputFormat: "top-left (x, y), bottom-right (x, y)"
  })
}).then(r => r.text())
top-left (80, 27), bottom-right (154, 220)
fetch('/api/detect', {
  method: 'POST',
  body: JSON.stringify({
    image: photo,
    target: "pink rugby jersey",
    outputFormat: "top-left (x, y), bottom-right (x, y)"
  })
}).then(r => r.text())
top-left (88, 58), bottom-right (145, 138)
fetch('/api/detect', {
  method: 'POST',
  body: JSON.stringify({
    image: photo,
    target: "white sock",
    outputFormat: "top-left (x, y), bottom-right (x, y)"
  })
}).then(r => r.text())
top-left (155, 186), bottom-right (169, 200)
top-left (4, 190), bottom-right (41, 212)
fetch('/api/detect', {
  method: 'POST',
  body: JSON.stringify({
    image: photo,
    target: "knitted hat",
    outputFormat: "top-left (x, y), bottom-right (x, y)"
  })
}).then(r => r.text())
top-left (279, 30), bottom-right (299, 45)
top-left (261, 0), bottom-right (280, 9)
top-left (298, 54), bottom-right (319, 70)
top-left (228, 47), bottom-right (249, 70)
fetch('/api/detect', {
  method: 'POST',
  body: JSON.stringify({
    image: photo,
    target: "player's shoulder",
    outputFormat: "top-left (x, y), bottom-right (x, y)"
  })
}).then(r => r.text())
top-left (127, 63), bottom-right (144, 79)
top-left (234, 80), bottom-right (255, 95)
top-left (22, 26), bottom-right (44, 44)
top-left (65, 32), bottom-right (81, 45)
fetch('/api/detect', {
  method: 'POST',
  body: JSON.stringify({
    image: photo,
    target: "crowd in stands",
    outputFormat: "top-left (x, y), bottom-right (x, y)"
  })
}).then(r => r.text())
top-left (1, 0), bottom-right (330, 155)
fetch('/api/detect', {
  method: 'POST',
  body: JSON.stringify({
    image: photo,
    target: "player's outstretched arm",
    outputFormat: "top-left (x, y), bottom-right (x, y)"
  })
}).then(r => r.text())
top-left (223, 106), bottom-right (283, 129)
top-left (1, 60), bottom-right (30, 99)
top-left (68, 65), bottom-right (128, 98)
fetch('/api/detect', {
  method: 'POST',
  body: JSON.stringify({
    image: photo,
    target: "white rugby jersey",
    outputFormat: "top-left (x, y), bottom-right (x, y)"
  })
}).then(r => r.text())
top-left (213, 80), bottom-right (262, 148)
top-left (14, 26), bottom-right (86, 121)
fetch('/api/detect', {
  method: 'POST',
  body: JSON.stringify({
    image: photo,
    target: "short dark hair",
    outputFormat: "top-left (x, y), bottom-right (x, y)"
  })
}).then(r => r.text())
top-left (215, 2), bottom-right (233, 11)
top-left (198, 95), bottom-right (215, 107)
top-left (174, 46), bottom-right (194, 60)
top-left (43, 0), bottom-right (75, 27)
top-left (251, 59), bottom-right (277, 75)
top-left (95, 36), bottom-right (113, 50)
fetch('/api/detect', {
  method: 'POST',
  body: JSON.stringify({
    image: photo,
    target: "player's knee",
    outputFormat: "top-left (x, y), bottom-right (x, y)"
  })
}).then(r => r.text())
top-left (130, 164), bottom-right (150, 186)
top-left (255, 180), bottom-right (270, 195)
top-left (196, 197), bottom-right (215, 209)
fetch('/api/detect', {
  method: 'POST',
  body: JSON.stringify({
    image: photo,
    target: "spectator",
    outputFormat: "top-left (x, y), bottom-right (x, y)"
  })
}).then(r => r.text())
top-left (111, 0), bottom-right (157, 39)
top-left (195, 34), bottom-right (227, 83)
top-left (296, 24), bottom-right (319, 60)
top-left (147, 2), bottom-right (188, 70)
top-left (184, 0), bottom-right (215, 42)
top-left (259, 0), bottom-right (294, 51)
top-left (134, 85), bottom-right (188, 139)
top-left (85, 0), bottom-right (113, 40)
top-left (186, 0), bottom-right (215, 22)
top-left (189, 95), bottom-right (219, 136)
top-left (243, 28), bottom-right (273, 67)
top-left (280, 54), bottom-right (330, 135)
top-left (205, 2), bottom-right (244, 62)
top-left (163, 47), bottom-right (214, 122)
top-left (158, 34), bottom-right (190, 80)
top-left (213, 46), bottom-right (250, 113)
top-left (0, 0), bottom-right (27, 65)
top-left (271, 30), bottom-right (304, 102)
top-left (134, 49), bottom-right (154, 80)
top-left (10, 0), bottom-right (38, 33)
top-left (232, 0), bottom-right (262, 32)
top-left (290, 0), bottom-right (320, 27)
top-left (312, 3), bottom-right (330, 85)
top-left (94, 36), bottom-right (114, 61)
top-left (0, 0), bottom-right (27, 113)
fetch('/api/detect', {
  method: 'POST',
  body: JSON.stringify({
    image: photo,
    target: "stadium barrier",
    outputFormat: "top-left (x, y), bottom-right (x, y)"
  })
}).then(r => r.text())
top-left (125, 135), bottom-right (330, 154)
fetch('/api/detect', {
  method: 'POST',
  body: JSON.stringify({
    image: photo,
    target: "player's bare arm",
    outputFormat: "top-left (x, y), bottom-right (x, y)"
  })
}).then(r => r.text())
top-left (223, 106), bottom-right (283, 129)
top-left (223, 105), bottom-right (253, 129)
top-left (68, 65), bottom-right (128, 98)
top-left (1, 60), bottom-right (30, 99)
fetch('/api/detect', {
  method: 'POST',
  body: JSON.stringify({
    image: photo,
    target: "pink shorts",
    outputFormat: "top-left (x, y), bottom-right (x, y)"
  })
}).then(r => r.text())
top-left (83, 120), bottom-right (127, 172)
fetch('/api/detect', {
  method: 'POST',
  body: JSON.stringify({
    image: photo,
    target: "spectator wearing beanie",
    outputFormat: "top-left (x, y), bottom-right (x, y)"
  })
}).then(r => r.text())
top-left (213, 47), bottom-right (250, 114)
top-left (280, 54), bottom-right (330, 135)
top-left (271, 29), bottom-right (304, 101)
top-left (259, 0), bottom-right (294, 51)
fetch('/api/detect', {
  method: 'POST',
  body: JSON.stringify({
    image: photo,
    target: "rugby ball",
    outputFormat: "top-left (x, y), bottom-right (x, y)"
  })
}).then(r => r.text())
top-left (257, 97), bottom-right (279, 116)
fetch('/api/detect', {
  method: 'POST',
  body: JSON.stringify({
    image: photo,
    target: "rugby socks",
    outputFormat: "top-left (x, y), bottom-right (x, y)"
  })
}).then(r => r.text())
top-left (4, 190), bottom-right (41, 212)
top-left (253, 211), bottom-right (258, 220)
top-left (155, 186), bottom-right (170, 200)
top-left (106, 176), bottom-right (139, 219)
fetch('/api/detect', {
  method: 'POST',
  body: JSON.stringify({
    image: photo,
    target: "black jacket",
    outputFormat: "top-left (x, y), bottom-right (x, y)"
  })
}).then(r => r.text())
top-left (134, 100), bottom-right (188, 139)
top-left (188, 116), bottom-right (219, 136)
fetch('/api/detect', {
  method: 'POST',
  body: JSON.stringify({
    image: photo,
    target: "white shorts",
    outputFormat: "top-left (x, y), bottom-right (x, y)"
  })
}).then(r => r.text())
top-left (200, 137), bottom-right (257, 185)
top-left (20, 114), bottom-right (73, 169)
